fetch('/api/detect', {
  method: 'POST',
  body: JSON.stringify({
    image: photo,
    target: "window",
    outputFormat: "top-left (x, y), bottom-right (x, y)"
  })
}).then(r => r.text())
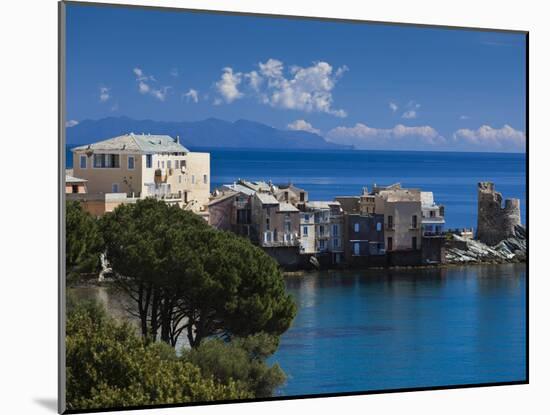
top-left (79, 155), bottom-right (87, 169)
top-left (285, 221), bottom-right (291, 232)
top-left (167, 160), bottom-right (172, 169)
top-left (354, 242), bottom-right (360, 255)
top-left (93, 154), bottom-right (120, 168)
top-left (333, 238), bottom-right (339, 248)
top-left (412, 215), bottom-right (418, 229)
top-left (412, 236), bottom-right (417, 250)
top-left (128, 156), bottom-right (135, 170)
top-left (354, 222), bottom-right (360, 233)
top-left (332, 224), bottom-right (338, 235)
top-left (303, 226), bottom-right (308, 236)
top-left (71, 185), bottom-right (79, 193)
top-left (175, 160), bottom-right (180, 169)
top-left (387, 237), bottom-right (393, 251)
top-left (300, 192), bottom-right (305, 202)
top-left (146, 154), bottom-right (152, 168)
top-left (112, 183), bottom-right (119, 193)
top-left (161, 161), bottom-right (165, 169)
top-left (320, 240), bottom-right (326, 250)
top-left (376, 222), bottom-right (382, 232)
top-left (266, 217), bottom-right (270, 230)
top-left (203, 174), bottom-right (208, 184)
top-left (388, 215), bottom-right (394, 229)
top-left (304, 214), bottom-right (309, 222)
top-left (319, 225), bottom-right (325, 236)
top-left (284, 191), bottom-right (289, 201)
top-left (184, 191), bottom-right (188, 203)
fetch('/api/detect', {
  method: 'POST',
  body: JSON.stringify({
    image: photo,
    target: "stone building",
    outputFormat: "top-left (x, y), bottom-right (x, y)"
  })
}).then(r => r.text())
top-left (477, 182), bottom-right (521, 245)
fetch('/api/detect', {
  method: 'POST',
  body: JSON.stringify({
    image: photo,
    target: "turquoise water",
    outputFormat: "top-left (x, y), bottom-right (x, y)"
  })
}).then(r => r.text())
top-left (272, 264), bottom-right (526, 395)
top-left (66, 146), bottom-right (526, 228)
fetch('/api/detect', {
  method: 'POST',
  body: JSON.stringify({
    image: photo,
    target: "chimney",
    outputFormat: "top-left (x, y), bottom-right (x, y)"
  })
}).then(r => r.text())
top-left (176, 135), bottom-right (180, 144)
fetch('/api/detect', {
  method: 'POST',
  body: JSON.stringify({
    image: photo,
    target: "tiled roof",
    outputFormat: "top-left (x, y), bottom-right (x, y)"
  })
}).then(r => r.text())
top-left (306, 201), bottom-right (341, 210)
top-left (277, 202), bottom-right (299, 212)
top-left (72, 133), bottom-right (190, 154)
top-left (255, 192), bottom-right (279, 205)
top-left (208, 191), bottom-right (238, 206)
top-left (222, 183), bottom-right (256, 196)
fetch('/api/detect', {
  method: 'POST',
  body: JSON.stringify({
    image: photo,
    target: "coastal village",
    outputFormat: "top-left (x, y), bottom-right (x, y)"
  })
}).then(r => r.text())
top-left (66, 133), bottom-right (526, 270)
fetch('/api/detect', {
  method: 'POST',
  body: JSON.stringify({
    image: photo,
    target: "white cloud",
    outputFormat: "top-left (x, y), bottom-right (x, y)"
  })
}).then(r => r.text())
top-left (460, 115), bottom-right (470, 120)
top-left (133, 67), bottom-right (169, 101)
top-left (326, 123), bottom-right (444, 150)
top-left (99, 86), bottom-right (110, 102)
top-left (325, 122), bottom-right (526, 152)
top-left (183, 88), bottom-right (199, 103)
top-left (65, 120), bottom-right (79, 128)
top-left (389, 102), bottom-right (398, 112)
top-left (453, 125), bottom-right (525, 152)
top-left (215, 67), bottom-right (243, 103)
top-left (287, 119), bottom-right (321, 135)
top-left (215, 59), bottom-right (348, 117)
top-left (150, 87), bottom-right (169, 102)
top-left (170, 68), bottom-right (179, 78)
top-left (259, 59), bottom-right (348, 117)
top-left (259, 58), bottom-right (284, 80)
top-left (138, 81), bottom-right (150, 94)
top-left (245, 70), bottom-right (263, 91)
top-left (402, 110), bottom-right (417, 119)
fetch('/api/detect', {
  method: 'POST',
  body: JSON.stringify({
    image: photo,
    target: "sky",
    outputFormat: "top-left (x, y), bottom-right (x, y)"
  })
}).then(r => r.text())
top-left (65, 3), bottom-right (527, 152)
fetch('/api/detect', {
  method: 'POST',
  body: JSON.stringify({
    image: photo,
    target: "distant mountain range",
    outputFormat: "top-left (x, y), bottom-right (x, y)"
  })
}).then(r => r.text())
top-left (66, 117), bottom-right (351, 150)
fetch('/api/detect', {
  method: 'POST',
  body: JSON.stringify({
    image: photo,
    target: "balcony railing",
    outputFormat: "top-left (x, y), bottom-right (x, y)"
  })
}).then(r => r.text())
top-left (423, 231), bottom-right (446, 237)
top-left (262, 239), bottom-right (300, 247)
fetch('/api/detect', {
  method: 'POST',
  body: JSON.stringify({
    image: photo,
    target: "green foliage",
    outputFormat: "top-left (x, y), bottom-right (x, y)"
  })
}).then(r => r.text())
top-left (183, 333), bottom-right (286, 398)
top-left (66, 201), bottom-right (104, 282)
top-left (100, 198), bottom-right (296, 347)
top-left (66, 300), bottom-right (250, 411)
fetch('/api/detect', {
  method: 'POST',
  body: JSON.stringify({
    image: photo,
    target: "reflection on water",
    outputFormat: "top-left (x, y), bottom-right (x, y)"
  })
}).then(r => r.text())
top-left (69, 263), bottom-right (526, 397)
top-left (274, 263), bottom-right (526, 396)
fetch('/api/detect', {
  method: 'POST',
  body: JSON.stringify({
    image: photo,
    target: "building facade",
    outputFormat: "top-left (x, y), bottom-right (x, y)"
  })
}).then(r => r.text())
top-left (71, 133), bottom-right (210, 214)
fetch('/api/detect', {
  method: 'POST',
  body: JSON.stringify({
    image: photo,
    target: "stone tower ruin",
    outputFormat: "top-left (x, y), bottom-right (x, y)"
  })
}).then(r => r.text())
top-left (477, 182), bottom-right (521, 245)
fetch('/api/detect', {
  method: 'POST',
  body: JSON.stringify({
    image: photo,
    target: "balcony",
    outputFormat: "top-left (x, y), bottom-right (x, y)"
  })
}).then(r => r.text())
top-left (262, 239), bottom-right (300, 247)
top-left (423, 231), bottom-right (446, 238)
top-left (385, 224), bottom-right (395, 231)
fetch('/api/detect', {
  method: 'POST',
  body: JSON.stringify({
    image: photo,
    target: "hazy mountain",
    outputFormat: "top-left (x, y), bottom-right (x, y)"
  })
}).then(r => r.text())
top-left (66, 117), bottom-right (351, 150)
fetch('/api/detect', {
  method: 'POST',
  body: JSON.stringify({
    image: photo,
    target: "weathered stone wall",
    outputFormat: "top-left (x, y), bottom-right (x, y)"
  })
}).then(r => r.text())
top-left (477, 182), bottom-right (521, 245)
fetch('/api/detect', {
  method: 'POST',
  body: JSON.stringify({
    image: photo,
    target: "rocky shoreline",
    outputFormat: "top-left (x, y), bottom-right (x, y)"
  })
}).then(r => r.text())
top-left (445, 225), bottom-right (527, 265)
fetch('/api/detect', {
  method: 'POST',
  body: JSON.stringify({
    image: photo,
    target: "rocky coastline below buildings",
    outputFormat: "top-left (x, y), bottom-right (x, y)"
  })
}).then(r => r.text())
top-left (445, 224), bottom-right (527, 265)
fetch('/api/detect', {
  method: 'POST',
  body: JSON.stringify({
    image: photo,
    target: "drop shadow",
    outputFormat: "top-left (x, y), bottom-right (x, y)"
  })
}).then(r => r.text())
top-left (34, 398), bottom-right (57, 413)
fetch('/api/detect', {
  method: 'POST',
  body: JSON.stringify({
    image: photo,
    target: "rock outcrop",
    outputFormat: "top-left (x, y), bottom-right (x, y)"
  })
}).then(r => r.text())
top-left (446, 225), bottom-right (526, 264)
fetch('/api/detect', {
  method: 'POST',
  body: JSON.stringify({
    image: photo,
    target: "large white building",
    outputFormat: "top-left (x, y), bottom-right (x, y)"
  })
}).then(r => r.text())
top-left (70, 133), bottom-right (210, 215)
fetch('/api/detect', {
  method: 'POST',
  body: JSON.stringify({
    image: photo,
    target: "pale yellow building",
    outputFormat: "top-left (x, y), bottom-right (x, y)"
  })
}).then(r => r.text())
top-left (70, 133), bottom-right (210, 214)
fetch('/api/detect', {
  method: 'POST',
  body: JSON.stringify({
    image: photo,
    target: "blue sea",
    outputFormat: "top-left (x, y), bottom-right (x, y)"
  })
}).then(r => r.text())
top-left (66, 146), bottom-right (526, 229)
top-left (272, 264), bottom-right (526, 395)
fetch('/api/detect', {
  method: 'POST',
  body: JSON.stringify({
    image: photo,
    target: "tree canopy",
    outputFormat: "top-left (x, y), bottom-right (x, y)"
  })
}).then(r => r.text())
top-left (100, 198), bottom-right (296, 347)
top-left (183, 333), bottom-right (286, 398)
top-left (66, 201), bottom-right (104, 282)
top-left (66, 299), bottom-right (249, 411)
